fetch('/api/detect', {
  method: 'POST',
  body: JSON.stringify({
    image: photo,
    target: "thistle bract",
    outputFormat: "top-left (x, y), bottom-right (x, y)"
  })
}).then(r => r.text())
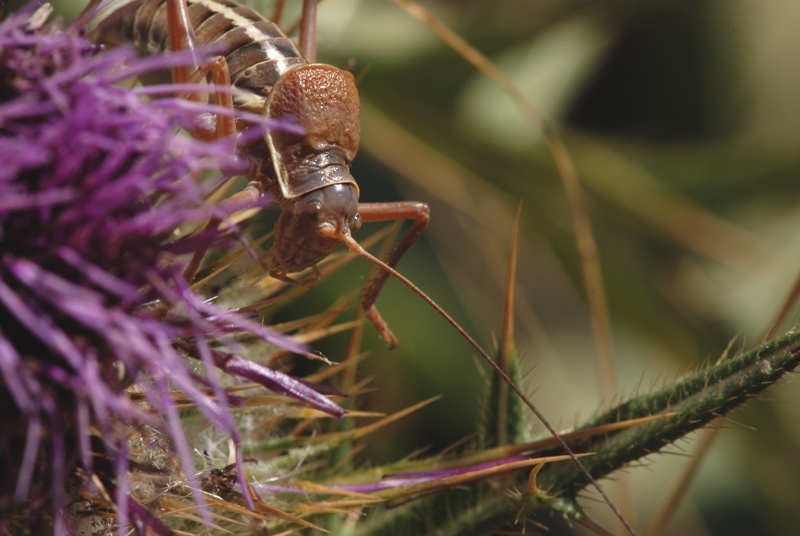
top-left (0, 6), bottom-right (339, 532)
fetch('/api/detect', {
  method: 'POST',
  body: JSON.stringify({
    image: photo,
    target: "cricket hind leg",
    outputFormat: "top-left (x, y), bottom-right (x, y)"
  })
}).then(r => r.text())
top-left (355, 201), bottom-right (430, 348)
top-left (271, 0), bottom-right (287, 25)
top-left (298, 0), bottom-right (318, 62)
top-left (274, 0), bottom-right (317, 61)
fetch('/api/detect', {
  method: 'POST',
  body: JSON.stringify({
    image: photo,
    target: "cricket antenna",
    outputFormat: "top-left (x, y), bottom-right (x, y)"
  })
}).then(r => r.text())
top-left (341, 231), bottom-right (637, 536)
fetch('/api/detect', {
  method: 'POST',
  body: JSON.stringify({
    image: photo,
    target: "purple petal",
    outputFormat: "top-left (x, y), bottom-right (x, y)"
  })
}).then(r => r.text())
top-left (0, 331), bottom-right (34, 412)
top-left (386, 455), bottom-right (529, 480)
top-left (14, 413), bottom-right (42, 501)
top-left (214, 352), bottom-right (346, 418)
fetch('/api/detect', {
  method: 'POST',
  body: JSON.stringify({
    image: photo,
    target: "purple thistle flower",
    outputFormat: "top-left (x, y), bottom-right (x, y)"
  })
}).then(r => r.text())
top-left (0, 5), bottom-right (343, 533)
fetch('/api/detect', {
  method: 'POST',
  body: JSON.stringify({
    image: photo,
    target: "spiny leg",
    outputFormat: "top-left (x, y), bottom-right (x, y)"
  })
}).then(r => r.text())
top-left (356, 201), bottom-right (430, 347)
top-left (166, 0), bottom-right (237, 141)
top-left (165, 0), bottom-right (249, 284)
top-left (183, 56), bottom-right (237, 141)
top-left (178, 55), bottom-right (244, 285)
top-left (166, 0), bottom-right (202, 85)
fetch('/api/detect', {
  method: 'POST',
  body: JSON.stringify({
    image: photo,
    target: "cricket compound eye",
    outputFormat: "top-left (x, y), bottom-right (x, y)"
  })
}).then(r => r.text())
top-left (305, 200), bottom-right (323, 223)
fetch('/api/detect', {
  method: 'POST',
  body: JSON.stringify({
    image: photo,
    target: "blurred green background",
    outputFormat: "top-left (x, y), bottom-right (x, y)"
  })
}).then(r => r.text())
top-left (33, 0), bottom-right (800, 533)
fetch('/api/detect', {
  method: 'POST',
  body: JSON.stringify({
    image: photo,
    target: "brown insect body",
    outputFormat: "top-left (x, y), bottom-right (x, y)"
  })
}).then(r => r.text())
top-left (95, 0), bottom-right (431, 347)
top-left (263, 62), bottom-right (363, 274)
top-left (99, 0), bottom-right (363, 277)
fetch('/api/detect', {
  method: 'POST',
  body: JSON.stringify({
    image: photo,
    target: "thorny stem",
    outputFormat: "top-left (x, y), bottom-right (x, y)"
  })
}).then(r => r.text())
top-left (650, 272), bottom-right (800, 534)
top-left (496, 203), bottom-right (523, 446)
top-left (538, 333), bottom-right (800, 497)
top-left (342, 233), bottom-right (636, 536)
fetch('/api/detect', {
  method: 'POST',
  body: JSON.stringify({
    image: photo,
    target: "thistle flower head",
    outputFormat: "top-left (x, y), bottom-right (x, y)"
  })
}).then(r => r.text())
top-left (0, 5), bottom-right (341, 532)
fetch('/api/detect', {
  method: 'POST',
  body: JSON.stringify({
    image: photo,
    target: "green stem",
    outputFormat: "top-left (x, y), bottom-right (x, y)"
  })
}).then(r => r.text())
top-left (347, 330), bottom-right (800, 535)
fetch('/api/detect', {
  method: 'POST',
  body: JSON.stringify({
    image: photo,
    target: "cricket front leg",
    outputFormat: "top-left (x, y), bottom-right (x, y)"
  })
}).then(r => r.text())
top-left (166, 0), bottom-right (248, 286)
top-left (357, 201), bottom-right (430, 348)
top-left (182, 182), bottom-right (265, 284)
top-left (166, 0), bottom-right (236, 141)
